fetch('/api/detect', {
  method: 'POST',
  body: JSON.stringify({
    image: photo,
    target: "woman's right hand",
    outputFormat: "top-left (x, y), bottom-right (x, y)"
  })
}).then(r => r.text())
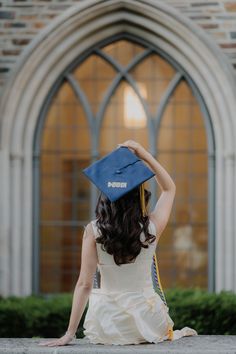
top-left (38, 332), bottom-right (75, 347)
top-left (118, 140), bottom-right (150, 160)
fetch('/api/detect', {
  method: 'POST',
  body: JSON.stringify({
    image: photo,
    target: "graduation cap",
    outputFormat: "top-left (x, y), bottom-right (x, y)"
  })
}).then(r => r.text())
top-left (83, 146), bottom-right (155, 216)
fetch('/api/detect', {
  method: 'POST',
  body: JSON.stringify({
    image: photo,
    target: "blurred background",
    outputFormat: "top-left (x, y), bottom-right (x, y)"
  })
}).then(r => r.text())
top-left (39, 38), bottom-right (208, 293)
top-left (0, 0), bottom-right (236, 297)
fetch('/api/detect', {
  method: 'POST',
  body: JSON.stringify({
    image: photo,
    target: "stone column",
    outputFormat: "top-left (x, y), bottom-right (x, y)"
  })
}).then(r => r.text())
top-left (224, 151), bottom-right (235, 291)
top-left (0, 149), bottom-right (10, 296)
top-left (10, 153), bottom-right (23, 295)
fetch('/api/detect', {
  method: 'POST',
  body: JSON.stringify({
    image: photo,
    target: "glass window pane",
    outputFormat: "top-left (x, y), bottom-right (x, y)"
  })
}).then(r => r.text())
top-left (131, 54), bottom-right (176, 115)
top-left (102, 39), bottom-right (145, 66)
top-left (40, 77), bottom-right (91, 292)
top-left (157, 78), bottom-right (208, 290)
top-left (100, 80), bottom-right (148, 154)
top-left (37, 38), bottom-right (209, 294)
top-left (40, 226), bottom-right (84, 293)
top-left (73, 54), bottom-right (117, 115)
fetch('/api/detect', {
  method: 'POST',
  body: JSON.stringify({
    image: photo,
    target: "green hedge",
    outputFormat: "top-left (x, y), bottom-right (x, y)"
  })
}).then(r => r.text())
top-left (0, 293), bottom-right (85, 338)
top-left (165, 287), bottom-right (236, 335)
top-left (0, 287), bottom-right (235, 337)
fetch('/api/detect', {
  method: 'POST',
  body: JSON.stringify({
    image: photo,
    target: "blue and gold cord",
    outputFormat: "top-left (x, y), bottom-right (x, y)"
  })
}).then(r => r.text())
top-left (140, 183), bottom-right (146, 217)
top-left (152, 253), bottom-right (174, 340)
top-left (152, 253), bottom-right (167, 305)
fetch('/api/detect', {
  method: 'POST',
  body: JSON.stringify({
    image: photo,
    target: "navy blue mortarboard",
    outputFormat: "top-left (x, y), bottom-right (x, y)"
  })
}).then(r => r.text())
top-left (82, 147), bottom-right (155, 207)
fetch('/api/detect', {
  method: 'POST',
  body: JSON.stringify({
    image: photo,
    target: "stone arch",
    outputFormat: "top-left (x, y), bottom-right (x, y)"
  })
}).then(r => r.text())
top-left (0, 0), bottom-right (235, 295)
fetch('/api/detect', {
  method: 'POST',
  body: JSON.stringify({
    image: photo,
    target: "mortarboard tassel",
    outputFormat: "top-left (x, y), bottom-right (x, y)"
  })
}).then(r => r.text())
top-left (139, 183), bottom-right (173, 338)
top-left (139, 183), bottom-right (174, 339)
top-left (139, 183), bottom-right (146, 217)
top-left (153, 253), bottom-right (167, 305)
top-left (152, 253), bottom-right (174, 340)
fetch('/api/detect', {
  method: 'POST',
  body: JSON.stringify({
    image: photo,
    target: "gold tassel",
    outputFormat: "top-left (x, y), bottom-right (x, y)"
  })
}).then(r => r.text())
top-left (154, 253), bottom-right (165, 296)
top-left (168, 325), bottom-right (174, 340)
top-left (139, 183), bottom-right (146, 217)
top-left (154, 253), bottom-right (174, 340)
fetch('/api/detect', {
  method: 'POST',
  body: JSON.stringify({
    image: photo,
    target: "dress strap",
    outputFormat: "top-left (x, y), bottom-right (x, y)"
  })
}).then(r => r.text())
top-left (90, 220), bottom-right (99, 239)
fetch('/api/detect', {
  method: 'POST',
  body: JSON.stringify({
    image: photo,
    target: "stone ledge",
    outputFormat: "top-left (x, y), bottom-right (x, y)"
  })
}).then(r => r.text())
top-left (0, 336), bottom-right (236, 354)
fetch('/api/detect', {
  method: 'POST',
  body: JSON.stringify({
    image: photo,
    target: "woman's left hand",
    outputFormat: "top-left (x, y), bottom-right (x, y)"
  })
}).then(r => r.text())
top-left (38, 333), bottom-right (75, 347)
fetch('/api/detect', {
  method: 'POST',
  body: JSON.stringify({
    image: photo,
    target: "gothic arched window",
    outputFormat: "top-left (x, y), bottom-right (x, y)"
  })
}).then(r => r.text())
top-left (34, 34), bottom-right (213, 293)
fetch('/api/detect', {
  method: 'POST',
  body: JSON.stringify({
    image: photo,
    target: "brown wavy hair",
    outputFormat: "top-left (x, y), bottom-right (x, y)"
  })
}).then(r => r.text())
top-left (95, 187), bottom-right (156, 265)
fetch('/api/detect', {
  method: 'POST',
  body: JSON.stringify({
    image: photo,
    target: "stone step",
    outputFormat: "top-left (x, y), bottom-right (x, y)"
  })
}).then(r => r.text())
top-left (0, 336), bottom-right (236, 354)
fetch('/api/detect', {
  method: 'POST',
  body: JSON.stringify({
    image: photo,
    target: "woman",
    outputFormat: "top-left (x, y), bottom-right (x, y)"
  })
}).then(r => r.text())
top-left (39, 140), bottom-right (197, 347)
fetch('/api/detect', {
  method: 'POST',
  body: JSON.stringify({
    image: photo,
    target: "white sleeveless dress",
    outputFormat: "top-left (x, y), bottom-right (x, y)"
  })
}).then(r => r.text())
top-left (83, 219), bottom-right (198, 345)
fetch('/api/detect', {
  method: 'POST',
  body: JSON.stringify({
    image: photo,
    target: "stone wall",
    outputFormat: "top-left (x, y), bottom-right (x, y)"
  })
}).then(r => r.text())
top-left (0, 0), bottom-right (236, 95)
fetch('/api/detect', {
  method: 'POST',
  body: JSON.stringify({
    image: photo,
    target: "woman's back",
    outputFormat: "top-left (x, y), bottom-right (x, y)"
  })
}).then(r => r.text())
top-left (39, 141), bottom-right (197, 348)
top-left (91, 219), bottom-right (157, 293)
top-left (83, 218), bottom-right (179, 345)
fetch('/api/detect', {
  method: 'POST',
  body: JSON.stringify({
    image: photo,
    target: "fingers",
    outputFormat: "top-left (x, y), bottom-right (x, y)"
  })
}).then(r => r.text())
top-left (119, 140), bottom-right (138, 147)
top-left (118, 144), bottom-right (135, 154)
top-left (38, 333), bottom-right (75, 347)
top-left (38, 342), bottom-right (61, 347)
top-left (38, 339), bottom-right (67, 347)
top-left (38, 341), bottom-right (55, 346)
top-left (118, 140), bottom-right (140, 153)
top-left (47, 341), bottom-right (64, 347)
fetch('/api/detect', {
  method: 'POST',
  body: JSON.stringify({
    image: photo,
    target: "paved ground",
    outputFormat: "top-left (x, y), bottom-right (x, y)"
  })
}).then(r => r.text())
top-left (0, 337), bottom-right (236, 354)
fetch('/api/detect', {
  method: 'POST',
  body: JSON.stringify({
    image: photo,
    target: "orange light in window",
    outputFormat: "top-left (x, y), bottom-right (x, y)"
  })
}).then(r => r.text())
top-left (124, 84), bottom-right (147, 128)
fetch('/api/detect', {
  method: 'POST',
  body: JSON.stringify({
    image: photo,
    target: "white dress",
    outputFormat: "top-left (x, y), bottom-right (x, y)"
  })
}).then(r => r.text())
top-left (83, 219), bottom-right (198, 345)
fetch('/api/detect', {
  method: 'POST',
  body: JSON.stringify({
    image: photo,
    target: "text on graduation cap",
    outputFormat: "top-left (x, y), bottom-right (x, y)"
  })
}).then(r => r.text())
top-left (107, 182), bottom-right (127, 188)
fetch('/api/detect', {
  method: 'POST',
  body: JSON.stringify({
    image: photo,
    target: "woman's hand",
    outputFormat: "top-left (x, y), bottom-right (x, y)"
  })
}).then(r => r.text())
top-left (38, 332), bottom-right (75, 347)
top-left (118, 140), bottom-right (149, 160)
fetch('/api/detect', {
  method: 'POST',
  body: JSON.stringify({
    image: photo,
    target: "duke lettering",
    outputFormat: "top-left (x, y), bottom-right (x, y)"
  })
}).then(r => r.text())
top-left (107, 182), bottom-right (127, 188)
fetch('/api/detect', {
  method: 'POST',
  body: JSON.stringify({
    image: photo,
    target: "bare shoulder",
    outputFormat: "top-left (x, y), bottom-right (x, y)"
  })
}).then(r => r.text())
top-left (83, 222), bottom-right (95, 240)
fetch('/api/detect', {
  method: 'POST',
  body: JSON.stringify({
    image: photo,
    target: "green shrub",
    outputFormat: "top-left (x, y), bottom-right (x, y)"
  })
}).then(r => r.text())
top-left (165, 287), bottom-right (236, 335)
top-left (0, 287), bottom-right (235, 337)
top-left (0, 293), bottom-right (86, 338)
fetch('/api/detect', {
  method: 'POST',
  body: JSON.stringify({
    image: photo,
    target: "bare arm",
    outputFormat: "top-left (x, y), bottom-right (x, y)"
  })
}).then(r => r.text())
top-left (66, 223), bottom-right (98, 335)
top-left (39, 223), bottom-right (98, 347)
top-left (119, 140), bottom-right (176, 241)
